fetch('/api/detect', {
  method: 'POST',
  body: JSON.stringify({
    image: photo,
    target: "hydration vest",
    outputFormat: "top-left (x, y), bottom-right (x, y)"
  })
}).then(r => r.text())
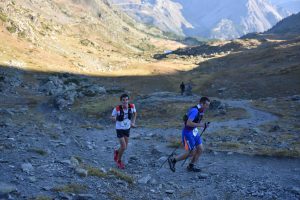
top-left (183, 105), bottom-right (204, 126)
top-left (116, 104), bottom-right (134, 121)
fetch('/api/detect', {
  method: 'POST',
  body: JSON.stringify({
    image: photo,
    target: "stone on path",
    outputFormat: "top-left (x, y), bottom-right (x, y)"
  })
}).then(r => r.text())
top-left (21, 163), bottom-right (34, 174)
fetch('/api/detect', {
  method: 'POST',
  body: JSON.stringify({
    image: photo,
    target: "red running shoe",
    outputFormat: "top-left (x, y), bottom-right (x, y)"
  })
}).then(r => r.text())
top-left (117, 160), bottom-right (125, 169)
top-left (114, 150), bottom-right (118, 162)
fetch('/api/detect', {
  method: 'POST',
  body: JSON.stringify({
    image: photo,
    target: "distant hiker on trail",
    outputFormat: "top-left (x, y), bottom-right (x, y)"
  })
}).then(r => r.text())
top-left (168, 97), bottom-right (210, 172)
top-left (111, 93), bottom-right (137, 169)
top-left (185, 82), bottom-right (192, 96)
top-left (180, 82), bottom-right (185, 95)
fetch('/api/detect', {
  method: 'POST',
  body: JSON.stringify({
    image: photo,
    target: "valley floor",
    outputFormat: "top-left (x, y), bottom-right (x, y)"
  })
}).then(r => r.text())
top-left (1, 93), bottom-right (299, 200)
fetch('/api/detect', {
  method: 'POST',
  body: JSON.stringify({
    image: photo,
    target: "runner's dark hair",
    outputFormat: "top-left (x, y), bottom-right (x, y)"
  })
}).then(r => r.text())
top-left (199, 96), bottom-right (210, 104)
top-left (120, 93), bottom-right (129, 101)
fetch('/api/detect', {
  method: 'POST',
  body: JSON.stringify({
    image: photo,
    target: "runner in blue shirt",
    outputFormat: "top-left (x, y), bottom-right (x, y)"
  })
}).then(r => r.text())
top-left (168, 97), bottom-right (210, 172)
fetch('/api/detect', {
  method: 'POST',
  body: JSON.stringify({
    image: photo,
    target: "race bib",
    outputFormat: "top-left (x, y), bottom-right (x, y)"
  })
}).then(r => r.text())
top-left (118, 119), bottom-right (130, 129)
top-left (122, 121), bottom-right (129, 127)
top-left (193, 128), bottom-right (199, 137)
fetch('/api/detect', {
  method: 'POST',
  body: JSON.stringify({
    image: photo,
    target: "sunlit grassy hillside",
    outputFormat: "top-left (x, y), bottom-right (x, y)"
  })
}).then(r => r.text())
top-left (0, 0), bottom-right (185, 75)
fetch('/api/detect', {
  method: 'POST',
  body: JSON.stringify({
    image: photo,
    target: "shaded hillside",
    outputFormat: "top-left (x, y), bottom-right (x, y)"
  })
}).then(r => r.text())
top-left (267, 12), bottom-right (300, 34)
top-left (152, 35), bottom-right (300, 99)
top-left (196, 37), bottom-right (300, 98)
top-left (148, 10), bottom-right (300, 99)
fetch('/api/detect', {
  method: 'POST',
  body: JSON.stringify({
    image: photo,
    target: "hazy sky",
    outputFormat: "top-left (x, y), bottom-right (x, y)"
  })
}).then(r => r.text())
top-left (269, 0), bottom-right (300, 3)
top-left (268, 0), bottom-right (300, 14)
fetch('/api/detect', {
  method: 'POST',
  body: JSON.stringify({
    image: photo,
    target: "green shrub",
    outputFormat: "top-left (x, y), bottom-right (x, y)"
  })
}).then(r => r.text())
top-left (0, 11), bottom-right (7, 22)
top-left (7, 25), bottom-right (17, 33)
top-left (52, 183), bottom-right (87, 193)
top-left (109, 168), bottom-right (134, 184)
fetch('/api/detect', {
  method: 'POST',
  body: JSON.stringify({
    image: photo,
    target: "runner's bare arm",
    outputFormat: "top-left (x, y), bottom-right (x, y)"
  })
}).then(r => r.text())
top-left (131, 112), bottom-right (137, 127)
top-left (111, 116), bottom-right (116, 122)
top-left (111, 108), bottom-right (117, 122)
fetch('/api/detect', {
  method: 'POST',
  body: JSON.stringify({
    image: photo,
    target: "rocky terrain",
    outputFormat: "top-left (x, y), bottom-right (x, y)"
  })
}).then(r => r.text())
top-left (0, 67), bottom-right (300, 200)
top-left (0, 1), bottom-right (299, 200)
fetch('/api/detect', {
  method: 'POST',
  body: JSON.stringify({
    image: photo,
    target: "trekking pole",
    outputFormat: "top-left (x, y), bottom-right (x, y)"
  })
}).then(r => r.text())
top-left (181, 122), bottom-right (210, 167)
top-left (159, 142), bottom-right (181, 169)
top-left (200, 122), bottom-right (210, 137)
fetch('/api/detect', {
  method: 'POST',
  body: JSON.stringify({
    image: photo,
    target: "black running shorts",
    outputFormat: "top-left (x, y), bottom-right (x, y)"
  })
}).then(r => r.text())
top-left (116, 129), bottom-right (130, 138)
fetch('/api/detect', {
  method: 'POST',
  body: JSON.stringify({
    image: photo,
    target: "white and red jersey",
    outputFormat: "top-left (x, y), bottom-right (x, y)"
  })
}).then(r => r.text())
top-left (112, 104), bottom-right (136, 130)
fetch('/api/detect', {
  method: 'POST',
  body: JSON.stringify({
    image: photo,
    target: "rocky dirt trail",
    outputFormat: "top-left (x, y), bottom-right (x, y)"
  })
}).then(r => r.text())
top-left (210, 99), bottom-right (278, 131)
top-left (1, 91), bottom-right (299, 200)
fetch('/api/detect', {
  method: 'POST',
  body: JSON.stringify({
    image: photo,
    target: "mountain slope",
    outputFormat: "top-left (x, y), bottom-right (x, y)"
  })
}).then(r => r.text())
top-left (170, 0), bottom-right (288, 39)
top-left (0, 0), bottom-right (179, 74)
top-left (266, 12), bottom-right (300, 34)
top-left (111, 0), bottom-right (289, 39)
top-left (110, 0), bottom-right (192, 36)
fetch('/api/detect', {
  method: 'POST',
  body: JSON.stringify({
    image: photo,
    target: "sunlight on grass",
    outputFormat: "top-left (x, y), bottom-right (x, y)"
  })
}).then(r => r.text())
top-left (85, 166), bottom-right (107, 178)
top-left (207, 124), bottom-right (300, 158)
top-left (207, 131), bottom-right (300, 158)
top-left (73, 95), bottom-right (119, 118)
top-left (217, 142), bottom-right (241, 150)
top-left (52, 183), bottom-right (87, 193)
top-left (253, 147), bottom-right (300, 158)
top-left (34, 196), bottom-right (52, 200)
top-left (109, 168), bottom-right (134, 184)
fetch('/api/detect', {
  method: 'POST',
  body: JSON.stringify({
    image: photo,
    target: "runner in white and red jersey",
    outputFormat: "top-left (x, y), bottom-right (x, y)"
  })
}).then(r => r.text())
top-left (111, 94), bottom-right (137, 169)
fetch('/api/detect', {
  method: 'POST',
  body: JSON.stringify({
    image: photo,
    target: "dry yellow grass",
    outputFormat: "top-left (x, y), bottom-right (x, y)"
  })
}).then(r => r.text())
top-left (253, 147), bottom-right (300, 157)
top-left (109, 168), bottom-right (134, 184)
top-left (207, 127), bottom-right (300, 157)
top-left (72, 95), bottom-right (120, 119)
top-left (52, 183), bottom-right (87, 193)
top-left (85, 166), bottom-right (107, 178)
top-left (0, 0), bottom-right (187, 77)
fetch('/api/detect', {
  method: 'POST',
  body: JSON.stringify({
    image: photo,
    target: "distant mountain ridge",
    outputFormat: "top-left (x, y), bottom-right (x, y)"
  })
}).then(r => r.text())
top-left (110, 0), bottom-right (292, 39)
top-left (110, 0), bottom-right (192, 36)
top-left (269, 0), bottom-right (300, 14)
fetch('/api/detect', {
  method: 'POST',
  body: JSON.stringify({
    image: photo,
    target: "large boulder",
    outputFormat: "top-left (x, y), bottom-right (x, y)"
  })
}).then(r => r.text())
top-left (81, 85), bottom-right (106, 97)
top-left (209, 100), bottom-right (225, 110)
top-left (39, 76), bottom-right (64, 96)
top-left (53, 90), bottom-right (78, 110)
